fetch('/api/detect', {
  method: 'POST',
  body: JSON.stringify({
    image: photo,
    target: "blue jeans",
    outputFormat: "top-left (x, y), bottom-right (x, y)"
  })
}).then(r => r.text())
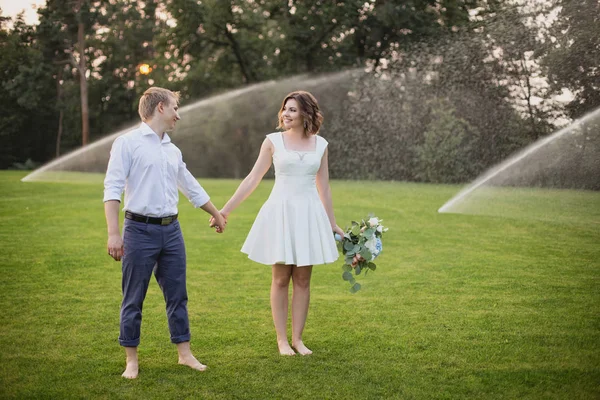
top-left (119, 219), bottom-right (190, 347)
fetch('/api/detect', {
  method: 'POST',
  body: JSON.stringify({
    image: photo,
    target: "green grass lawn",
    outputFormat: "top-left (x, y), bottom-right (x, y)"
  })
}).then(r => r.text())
top-left (1, 170), bottom-right (599, 399)
top-left (444, 185), bottom-right (600, 225)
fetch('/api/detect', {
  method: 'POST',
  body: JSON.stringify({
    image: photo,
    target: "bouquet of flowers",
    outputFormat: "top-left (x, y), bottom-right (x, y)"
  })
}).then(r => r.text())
top-left (335, 215), bottom-right (388, 293)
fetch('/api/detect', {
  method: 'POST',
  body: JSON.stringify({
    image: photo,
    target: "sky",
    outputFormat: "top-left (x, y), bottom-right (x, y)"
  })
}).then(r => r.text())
top-left (1, 0), bottom-right (45, 25)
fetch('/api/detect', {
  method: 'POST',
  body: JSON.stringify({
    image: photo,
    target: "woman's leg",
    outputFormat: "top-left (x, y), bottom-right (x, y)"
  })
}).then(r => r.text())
top-left (291, 265), bottom-right (313, 355)
top-left (271, 265), bottom-right (294, 355)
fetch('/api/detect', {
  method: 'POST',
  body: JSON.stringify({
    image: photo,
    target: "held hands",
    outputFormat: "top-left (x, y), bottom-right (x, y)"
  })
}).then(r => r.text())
top-left (107, 234), bottom-right (124, 261)
top-left (209, 211), bottom-right (228, 233)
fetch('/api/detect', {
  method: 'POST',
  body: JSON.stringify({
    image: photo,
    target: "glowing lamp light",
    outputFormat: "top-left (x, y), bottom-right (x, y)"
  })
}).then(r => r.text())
top-left (139, 64), bottom-right (152, 75)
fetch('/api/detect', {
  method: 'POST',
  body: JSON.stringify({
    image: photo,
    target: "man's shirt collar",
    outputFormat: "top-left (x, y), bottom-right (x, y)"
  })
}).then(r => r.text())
top-left (140, 122), bottom-right (172, 144)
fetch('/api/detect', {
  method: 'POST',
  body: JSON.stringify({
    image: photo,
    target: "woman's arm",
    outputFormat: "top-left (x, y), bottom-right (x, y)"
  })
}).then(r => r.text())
top-left (316, 147), bottom-right (344, 237)
top-left (220, 138), bottom-right (274, 217)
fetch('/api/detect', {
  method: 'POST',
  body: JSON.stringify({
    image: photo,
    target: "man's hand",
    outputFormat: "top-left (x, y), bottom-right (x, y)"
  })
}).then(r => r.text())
top-left (209, 212), bottom-right (227, 233)
top-left (107, 234), bottom-right (124, 261)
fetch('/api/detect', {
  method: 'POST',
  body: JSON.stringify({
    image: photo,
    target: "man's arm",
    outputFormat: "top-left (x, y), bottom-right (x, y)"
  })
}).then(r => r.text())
top-left (104, 136), bottom-right (129, 261)
top-left (105, 200), bottom-right (124, 261)
top-left (176, 154), bottom-right (226, 233)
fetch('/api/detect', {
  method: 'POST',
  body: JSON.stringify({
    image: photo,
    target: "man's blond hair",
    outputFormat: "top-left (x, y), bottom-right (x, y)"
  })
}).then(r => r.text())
top-left (138, 87), bottom-right (180, 121)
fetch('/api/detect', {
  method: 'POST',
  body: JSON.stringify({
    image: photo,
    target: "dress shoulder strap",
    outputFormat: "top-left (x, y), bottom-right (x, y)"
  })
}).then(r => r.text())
top-left (316, 134), bottom-right (329, 157)
top-left (266, 132), bottom-right (284, 152)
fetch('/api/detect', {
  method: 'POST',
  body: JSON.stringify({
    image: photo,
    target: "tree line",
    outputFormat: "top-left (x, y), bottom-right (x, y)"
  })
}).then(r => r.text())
top-left (0, 0), bottom-right (598, 184)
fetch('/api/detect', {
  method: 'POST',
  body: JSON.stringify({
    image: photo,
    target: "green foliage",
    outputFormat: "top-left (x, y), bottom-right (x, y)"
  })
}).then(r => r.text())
top-left (88, 0), bottom-right (168, 135)
top-left (542, 0), bottom-right (600, 119)
top-left (10, 158), bottom-right (40, 170)
top-left (415, 98), bottom-right (478, 183)
top-left (0, 0), bottom-right (485, 169)
top-left (0, 0), bottom-right (596, 186)
top-left (326, 23), bottom-right (541, 183)
top-left (338, 216), bottom-right (386, 292)
top-left (0, 14), bottom-right (56, 168)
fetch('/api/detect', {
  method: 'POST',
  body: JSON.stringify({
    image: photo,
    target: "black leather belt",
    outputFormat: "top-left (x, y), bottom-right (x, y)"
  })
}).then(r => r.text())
top-left (125, 211), bottom-right (178, 225)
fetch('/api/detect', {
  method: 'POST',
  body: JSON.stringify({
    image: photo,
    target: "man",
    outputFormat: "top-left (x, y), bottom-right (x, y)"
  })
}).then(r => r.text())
top-left (104, 87), bottom-right (226, 379)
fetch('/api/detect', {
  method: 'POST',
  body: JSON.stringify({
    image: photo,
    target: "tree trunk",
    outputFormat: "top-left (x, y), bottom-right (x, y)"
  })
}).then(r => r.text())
top-left (520, 57), bottom-right (538, 140)
top-left (224, 28), bottom-right (256, 83)
top-left (78, 20), bottom-right (89, 146)
top-left (56, 67), bottom-right (64, 157)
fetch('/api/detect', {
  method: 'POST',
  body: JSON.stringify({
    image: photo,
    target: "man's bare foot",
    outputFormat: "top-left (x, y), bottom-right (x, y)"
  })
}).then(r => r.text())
top-left (122, 359), bottom-right (139, 379)
top-left (292, 341), bottom-right (313, 356)
top-left (278, 340), bottom-right (296, 356)
top-left (176, 341), bottom-right (207, 371)
top-left (178, 355), bottom-right (207, 372)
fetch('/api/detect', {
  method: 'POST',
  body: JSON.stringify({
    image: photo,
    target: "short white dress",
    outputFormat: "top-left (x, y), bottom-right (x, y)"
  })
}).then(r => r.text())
top-left (241, 132), bottom-right (339, 266)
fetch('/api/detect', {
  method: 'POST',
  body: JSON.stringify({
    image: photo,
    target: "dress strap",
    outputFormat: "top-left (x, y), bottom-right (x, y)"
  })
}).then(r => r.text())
top-left (266, 132), bottom-right (284, 153)
top-left (316, 135), bottom-right (329, 158)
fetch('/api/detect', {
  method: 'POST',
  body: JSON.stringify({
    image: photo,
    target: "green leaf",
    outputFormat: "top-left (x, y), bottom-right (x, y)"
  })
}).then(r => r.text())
top-left (350, 282), bottom-right (361, 293)
top-left (367, 262), bottom-right (376, 271)
top-left (343, 240), bottom-right (355, 251)
top-left (342, 271), bottom-right (353, 281)
top-left (359, 248), bottom-right (372, 261)
top-left (342, 264), bottom-right (352, 272)
top-left (363, 228), bottom-right (376, 237)
top-left (355, 265), bottom-right (362, 275)
top-left (351, 225), bottom-right (361, 236)
top-left (349, 277), bottom-right (356, 285)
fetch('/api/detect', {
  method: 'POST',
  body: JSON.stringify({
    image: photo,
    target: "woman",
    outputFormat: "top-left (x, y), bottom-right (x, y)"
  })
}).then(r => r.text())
top-left (212, 91), bottom-right (344, 355)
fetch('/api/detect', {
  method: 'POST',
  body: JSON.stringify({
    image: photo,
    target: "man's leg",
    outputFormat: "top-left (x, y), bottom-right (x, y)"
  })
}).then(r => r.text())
top-left (120, 220), bottom-right (160, 378)
top-left (155, 221), bottom-right (206, 371)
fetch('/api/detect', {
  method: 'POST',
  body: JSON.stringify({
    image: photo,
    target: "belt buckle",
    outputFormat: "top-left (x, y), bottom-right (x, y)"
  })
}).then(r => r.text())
top-left (161, 217), bottom-right (172, 226)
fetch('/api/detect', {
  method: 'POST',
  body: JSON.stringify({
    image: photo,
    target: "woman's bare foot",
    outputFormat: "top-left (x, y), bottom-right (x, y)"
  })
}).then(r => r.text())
top-left (292, 341), bottom-right (312, 356)
top-left (122, 358), bottom-right (139, 379)
top-left (178, 355), bottom-right (207, 371)
top-left (278, 340), bottom-right (296, 356)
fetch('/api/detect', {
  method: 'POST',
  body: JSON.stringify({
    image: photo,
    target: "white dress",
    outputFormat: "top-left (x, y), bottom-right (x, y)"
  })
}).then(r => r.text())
top-left (241, 132), bottom-right (339, 266)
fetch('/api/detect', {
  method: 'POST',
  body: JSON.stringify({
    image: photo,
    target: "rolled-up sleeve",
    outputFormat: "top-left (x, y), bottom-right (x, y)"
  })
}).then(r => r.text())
top-left (177, 155), bottom-right (210, 208)
top-left (103, 136), bottom-right (129, 202)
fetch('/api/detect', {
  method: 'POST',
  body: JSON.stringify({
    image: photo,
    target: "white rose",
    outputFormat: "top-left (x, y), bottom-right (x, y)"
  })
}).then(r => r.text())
top-left (368, 217), bottom-right (379, 227)
top-left (364, 236), bottom-right (377, 253)
top-left (376, 225), bottom-right (383, 233)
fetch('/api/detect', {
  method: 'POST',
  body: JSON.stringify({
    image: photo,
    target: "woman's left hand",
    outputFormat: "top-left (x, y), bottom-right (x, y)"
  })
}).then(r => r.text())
top-left (333, 225), bottom-right (344, 238)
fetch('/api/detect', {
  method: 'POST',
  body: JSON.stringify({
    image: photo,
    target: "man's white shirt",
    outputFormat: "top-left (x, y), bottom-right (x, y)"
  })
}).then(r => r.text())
top-left (103, 122), bottom-right (210, 217)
